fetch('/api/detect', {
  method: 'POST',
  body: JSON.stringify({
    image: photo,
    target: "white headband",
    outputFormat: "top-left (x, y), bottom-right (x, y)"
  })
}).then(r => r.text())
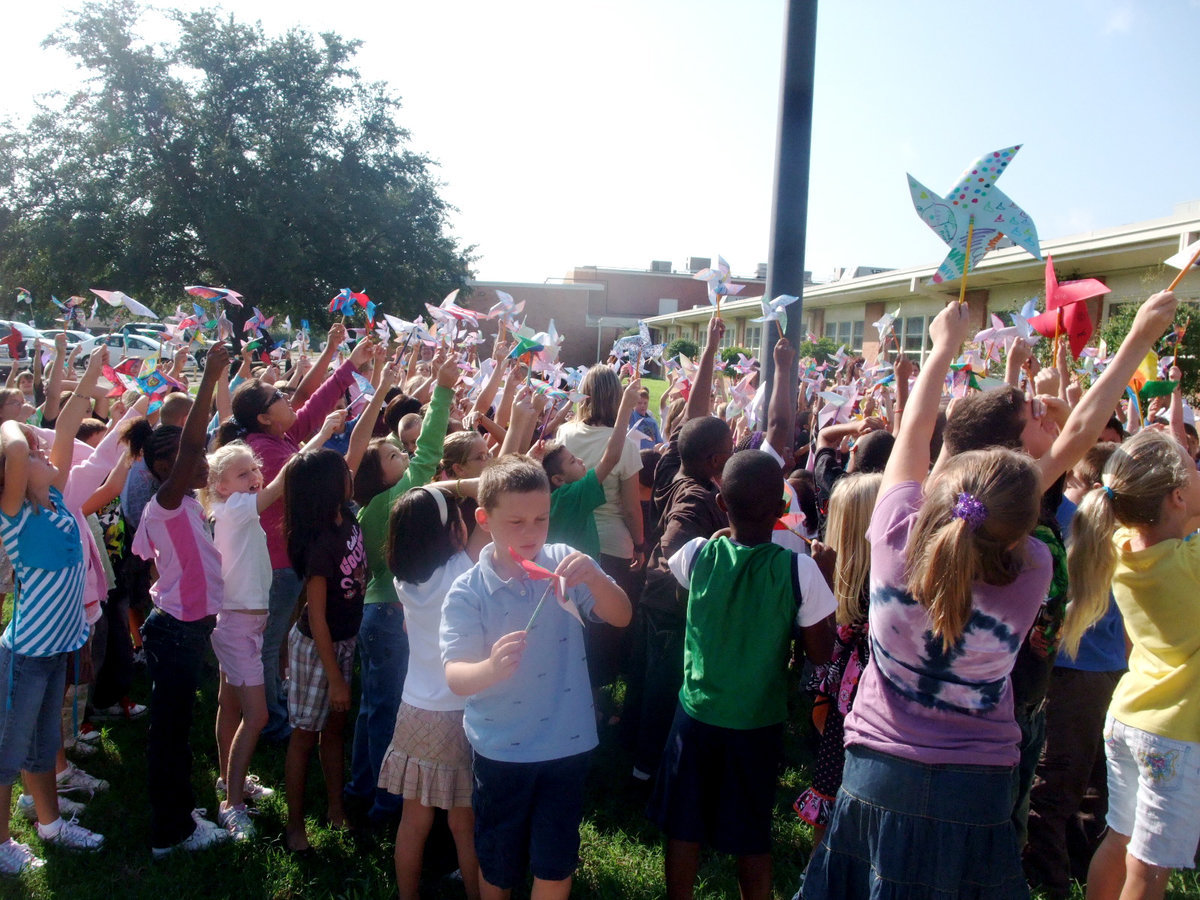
top-left (421, 484), bottom-right (449, 526)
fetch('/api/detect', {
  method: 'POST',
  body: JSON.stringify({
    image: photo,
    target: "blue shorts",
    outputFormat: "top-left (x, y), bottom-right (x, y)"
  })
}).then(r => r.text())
top-left (0, 647), bottom-right (68, 783)
top-left (472, 751), bottom-right (591, 888)
top-left (647, 703), bottom-right (783, 855)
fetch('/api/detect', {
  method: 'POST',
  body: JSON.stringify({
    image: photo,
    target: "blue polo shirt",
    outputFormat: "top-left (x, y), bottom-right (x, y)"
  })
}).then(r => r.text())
top-left (440, 542), bottom-right (602, 763)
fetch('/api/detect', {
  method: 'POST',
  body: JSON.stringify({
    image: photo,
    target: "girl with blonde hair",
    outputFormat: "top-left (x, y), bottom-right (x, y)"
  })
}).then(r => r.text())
top-left (802, 302), bottom-right (1053, 898)
top-left (1067, 428), bottom-right (1200, 899)
top-left (793, 473), bottom-right (880, 847)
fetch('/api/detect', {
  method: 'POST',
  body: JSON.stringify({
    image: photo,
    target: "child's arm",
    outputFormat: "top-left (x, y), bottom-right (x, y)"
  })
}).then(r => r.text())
top-left (595, 378), bottom-right (642, 484)
top-left (81, 451), bottom-right (133, 516)
top-left (499, 386), bottom-right (536, 456)
top-left (445, 631), bottom-right (528, 696)
top-left (42, 334), bottom-right (69, 425)
top-left (880, 302), bottom-right (971, 498)
top-left (557, 551), bottom-right (631, 627)
top-left (298, 410), bottom-right (346, 455)
top-left (157, 345), bottom-right (229, 511)
top-left (765, 338), bottom-right (797, 462)
top-left (1168, 365), bottom-right (1187, 448)
top-left (471, 346), bottom-right (510, 417)
top-left (1036, 291), bottom-right (1177, 492)
top-left (215, 358), bottom-right (233, 424)
top-left (346, 359), bottom-right (401, 477)
top-left (292, 324), bottom-right (346, 408)
top-left (51, 346), bottom-right (109, 493)
top-left (686, 315), bottom-right (725, 421)
top-left (303, 575), bottom-right (352, 712)
top-left (0, 422), bottom-right (31, 516)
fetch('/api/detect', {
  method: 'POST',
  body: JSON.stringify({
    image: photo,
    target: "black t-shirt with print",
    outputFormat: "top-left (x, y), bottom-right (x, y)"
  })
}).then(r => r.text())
top-left (298, 516), bottom-right (368, 642)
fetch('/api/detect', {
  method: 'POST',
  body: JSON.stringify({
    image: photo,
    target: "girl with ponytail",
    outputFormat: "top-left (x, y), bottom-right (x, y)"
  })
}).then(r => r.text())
top-left (1067, 428), bottom-right (1200, 897)
top-left (802, 301), bottom-right (1053, 898)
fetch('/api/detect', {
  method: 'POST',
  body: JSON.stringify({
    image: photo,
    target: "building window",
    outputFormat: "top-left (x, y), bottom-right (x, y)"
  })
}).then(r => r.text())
top-left (823, 320), bottom-right (864, 352)
top-left (744, 325), bottom-right (761, 355)
top-left (901, 316), bottom-right (929, 358)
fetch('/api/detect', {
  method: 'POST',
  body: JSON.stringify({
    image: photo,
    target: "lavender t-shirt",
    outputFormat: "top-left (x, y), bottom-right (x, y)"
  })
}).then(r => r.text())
top-left (844, 481), bottom-right (1051, 767)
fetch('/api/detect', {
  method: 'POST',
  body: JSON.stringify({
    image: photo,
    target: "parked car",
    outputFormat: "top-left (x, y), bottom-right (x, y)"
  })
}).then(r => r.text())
top-left (74, 332), bottom-right (197, 371)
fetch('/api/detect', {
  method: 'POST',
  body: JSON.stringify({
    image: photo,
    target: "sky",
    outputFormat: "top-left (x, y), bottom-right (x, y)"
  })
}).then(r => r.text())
top-left (4, 0), bottom-right (1199, 287)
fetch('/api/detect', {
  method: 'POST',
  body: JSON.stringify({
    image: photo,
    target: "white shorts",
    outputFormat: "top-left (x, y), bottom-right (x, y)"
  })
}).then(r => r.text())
top-left (210, 610), bottom-right (267, 687)
top-left (1104, 714), bottom-right (1200, 869)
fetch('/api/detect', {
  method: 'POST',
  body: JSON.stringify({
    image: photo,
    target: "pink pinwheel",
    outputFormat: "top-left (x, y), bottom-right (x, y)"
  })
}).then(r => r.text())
top-left (244, 307), bottom-right (275, 333)
top-left (507, 547), bottom-right (583, 629)
top-left (185, 285), bottom-right (244, 307)
top-left (424, 290), bottom-right (479, 327)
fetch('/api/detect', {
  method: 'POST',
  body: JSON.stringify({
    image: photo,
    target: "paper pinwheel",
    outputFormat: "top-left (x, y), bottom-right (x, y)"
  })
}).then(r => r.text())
top-left (487, 290), bottom-right (525, 322)
top-left (330, 289), bottom-right (376, 321)
top-left (90, 289), bottom-right (158, 319)
top-left (1, 327), bottom-right (24, 359)
top-left (507, 547), bottom-right (583, 629)
top-left (244, 307), bottom-right (275, 333)
top-left (872, 307), bottom-right (901, 349)
top-left (1164, 239), bottom-right (1200, 290)
top-left (185, 285), bottom-right (243, 307)
top-left (750, 294), bottom-right (799, 338)
top-left (1027, 258), bottom-right (1109, 358)
top-left (15, 288), bottom-right (31, 306)
top-left (908, 145), bottom-right (1042, 287)
top-left (1010, 297), bottom-right (1042, 345)
top-left (693, 256), bottom-right (745, 312)
top-left (508, 334), bottom-right (545, 362)
top-left (424, 290), bottom-right (478, 328)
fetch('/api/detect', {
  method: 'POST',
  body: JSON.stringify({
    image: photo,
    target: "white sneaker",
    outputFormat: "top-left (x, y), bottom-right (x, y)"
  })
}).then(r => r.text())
top-left (66, 739), bottom-right (97, 759)
top-left (0, 839), bottom-right (43, 875)
top-left (55, 763), bottom-right (109, 797)
top-left (17, 794), bottom-right (86, 822)
top-left (152, 819), bottom-right (230, 859)
top-left (215, 774), bottom-right (275, 802)
top-left (217, 804), bottom-right (256, 841)
top-left (92, 698), bottom-right (147, 720)
top-left (38, 816), bottom-right (105, 851)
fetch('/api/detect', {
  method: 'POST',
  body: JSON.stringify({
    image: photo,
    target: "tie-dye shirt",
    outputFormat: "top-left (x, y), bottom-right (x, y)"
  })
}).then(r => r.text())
top-left (844, 481), bottom-right (1051, 767)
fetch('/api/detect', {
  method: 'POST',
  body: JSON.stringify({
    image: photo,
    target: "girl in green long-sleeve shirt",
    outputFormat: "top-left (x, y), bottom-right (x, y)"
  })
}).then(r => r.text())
top-left (346, 353), bottom-right (462, 821)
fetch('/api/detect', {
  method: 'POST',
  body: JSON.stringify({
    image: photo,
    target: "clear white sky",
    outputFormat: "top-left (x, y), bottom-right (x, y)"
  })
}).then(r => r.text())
top-left (5, 0), bottom-right (1199, 286)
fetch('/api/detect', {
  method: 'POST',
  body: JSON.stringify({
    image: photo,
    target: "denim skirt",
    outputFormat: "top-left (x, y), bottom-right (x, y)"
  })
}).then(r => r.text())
top-left (802, 745), bottom-right (1029, 899)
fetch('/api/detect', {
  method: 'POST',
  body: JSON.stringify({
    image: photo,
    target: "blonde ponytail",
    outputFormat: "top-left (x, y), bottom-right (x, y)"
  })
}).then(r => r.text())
top-left (1063, 430), bottom-right (1192, 655)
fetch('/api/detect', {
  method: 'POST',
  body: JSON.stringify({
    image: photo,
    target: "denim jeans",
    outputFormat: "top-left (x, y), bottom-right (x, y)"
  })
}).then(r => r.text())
top-left (261, 567), bottom-right (302, 742)
top-left (142, 609), bottom-right (216, 849)
top-left (347, 602), bottom-right (407, 819)
top-left (1013, 700), bottom-right (1049, 850)
top-left (0, 648), bottom-right (68, 782)
top-left (803, 746), bottom-right (1028, 899)
top-left (90, 588), bottom-right (133, 710)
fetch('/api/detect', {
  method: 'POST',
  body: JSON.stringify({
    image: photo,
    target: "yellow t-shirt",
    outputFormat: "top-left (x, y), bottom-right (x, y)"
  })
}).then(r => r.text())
top-left (1109, 529), bottom-right (1200, 742)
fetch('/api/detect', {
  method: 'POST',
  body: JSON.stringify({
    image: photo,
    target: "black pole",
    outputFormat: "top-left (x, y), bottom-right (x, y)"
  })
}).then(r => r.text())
top-left (761, 0), bottom-right (817, 437)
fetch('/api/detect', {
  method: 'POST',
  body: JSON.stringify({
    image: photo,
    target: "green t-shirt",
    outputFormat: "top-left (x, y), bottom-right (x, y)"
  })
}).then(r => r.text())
top-left (680, 537), bottom-right (798, 729)
top-left (547, 470), bottom-right (605, 560)
top-left (357, 384), bottom-right (453, 606)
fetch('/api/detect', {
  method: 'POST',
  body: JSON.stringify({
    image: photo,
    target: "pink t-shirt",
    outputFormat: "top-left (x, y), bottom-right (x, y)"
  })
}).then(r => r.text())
top-left (132, 495), bottom-right (224, 621)
top-left (843, 481), bottom-right (1051, 767)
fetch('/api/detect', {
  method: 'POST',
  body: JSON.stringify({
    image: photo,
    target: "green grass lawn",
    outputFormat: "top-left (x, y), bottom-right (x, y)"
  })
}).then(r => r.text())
top-left (3, 650), bottom-right (1199, 900)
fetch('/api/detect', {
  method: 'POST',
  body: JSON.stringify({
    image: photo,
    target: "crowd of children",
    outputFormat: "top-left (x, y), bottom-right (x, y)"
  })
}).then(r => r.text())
top-left (0, 285), bottom-right (1195, 900)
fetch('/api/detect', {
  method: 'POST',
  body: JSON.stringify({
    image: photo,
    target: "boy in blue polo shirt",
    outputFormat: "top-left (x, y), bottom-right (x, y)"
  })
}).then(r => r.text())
top-left (441, 455), bottom-right (631, 900)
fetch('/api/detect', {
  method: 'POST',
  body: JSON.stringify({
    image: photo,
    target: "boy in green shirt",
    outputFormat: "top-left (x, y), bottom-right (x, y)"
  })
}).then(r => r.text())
top-left (539, 377), bottom-right (641, 560)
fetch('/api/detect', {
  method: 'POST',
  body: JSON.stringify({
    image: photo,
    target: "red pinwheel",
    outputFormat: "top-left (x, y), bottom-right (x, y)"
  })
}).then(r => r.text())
top-left (1028, 257), bottom-right (1110, 358)
top-left (507, 547), bottom-right (583, 629)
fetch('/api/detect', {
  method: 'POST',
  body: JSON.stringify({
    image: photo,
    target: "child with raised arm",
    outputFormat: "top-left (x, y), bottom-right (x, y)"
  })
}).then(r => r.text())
top-left (0, 349), bottom-right (111, 873)
top-left (648, 450), bottom-right (836, 900)
top-left (441, 456), bottom-right (631, 900)
top-left (1065, 428), bottom-right (1200, 900)
top-left (540, 376), bottom-right (642, 560)
top-left (802, 302), bottom-right (1053, 898)
top-left (131, 344), bottom-right (232, 857)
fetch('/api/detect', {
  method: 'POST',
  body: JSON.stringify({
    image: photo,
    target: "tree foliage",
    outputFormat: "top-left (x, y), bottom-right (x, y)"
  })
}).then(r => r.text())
top-left (0, 0), bottom-right (471, 324)
top-left (1100, 301), bottom-right (1200, 396)
top-left (666, 337), bottom-right (699, 361)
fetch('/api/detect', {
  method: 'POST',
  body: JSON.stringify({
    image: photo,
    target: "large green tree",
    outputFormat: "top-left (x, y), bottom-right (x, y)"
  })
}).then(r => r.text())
top-left (0, 0), bottom-right (471, 325)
